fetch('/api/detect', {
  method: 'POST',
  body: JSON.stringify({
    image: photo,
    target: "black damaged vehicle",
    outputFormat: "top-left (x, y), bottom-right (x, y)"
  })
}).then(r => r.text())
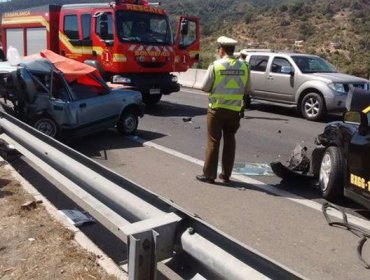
top-left (316, 88), bottom-right (370, 207)
top-left (272, 88), bottom-right (370, 209)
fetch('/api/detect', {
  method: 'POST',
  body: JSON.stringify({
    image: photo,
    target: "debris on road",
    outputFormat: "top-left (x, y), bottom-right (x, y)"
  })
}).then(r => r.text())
top-left (182, 117), bottom-right (192, 122)
top-left (59, 209), bottom-right (95, 227)
top-left (233, 163), bottom-right (274, 176)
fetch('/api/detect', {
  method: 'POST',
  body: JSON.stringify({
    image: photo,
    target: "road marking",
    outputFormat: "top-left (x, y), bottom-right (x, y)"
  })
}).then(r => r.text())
top-left (130, 136), bottom-right (370, 230)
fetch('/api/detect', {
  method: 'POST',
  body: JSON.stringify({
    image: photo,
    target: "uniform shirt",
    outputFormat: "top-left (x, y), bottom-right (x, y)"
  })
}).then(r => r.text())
top-left (201, 55), bottom-right (250, 96)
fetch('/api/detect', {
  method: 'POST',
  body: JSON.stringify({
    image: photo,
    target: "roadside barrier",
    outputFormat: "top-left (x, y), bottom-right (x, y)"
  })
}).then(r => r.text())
top-left (0, 108), bottom-right (304, 280)
top-left (175, 69), bottom-right (207, 90)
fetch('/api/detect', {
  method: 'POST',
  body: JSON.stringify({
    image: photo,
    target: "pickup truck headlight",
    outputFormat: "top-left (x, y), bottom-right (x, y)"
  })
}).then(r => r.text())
top-left (328, 83), bottom-right (346, 94)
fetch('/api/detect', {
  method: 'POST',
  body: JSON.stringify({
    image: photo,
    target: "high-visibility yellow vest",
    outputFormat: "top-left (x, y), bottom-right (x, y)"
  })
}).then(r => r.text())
top-left (209, 57), bottom-right (248, 112)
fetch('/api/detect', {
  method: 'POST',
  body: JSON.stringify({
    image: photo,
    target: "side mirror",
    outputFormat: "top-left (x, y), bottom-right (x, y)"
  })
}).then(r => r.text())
top-left (180, 19), bottom-right (189, 35)
top-left (281, 65), bottom-right (294, 76)
top-left (344, 111), bottom-right (368, 135)
top-left (100, 22), bottom-right (108, 39)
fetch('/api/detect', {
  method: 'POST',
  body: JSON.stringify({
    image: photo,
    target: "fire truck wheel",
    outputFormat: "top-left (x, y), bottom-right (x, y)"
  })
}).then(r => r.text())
top-left (319, 146), bottom-right (344, 201)
top-left (33, 116), bottom-right (59, 138)
top-left (143, 94), bottom-right (162, 106)
top-left (117, 109), bottom-right (139, 135)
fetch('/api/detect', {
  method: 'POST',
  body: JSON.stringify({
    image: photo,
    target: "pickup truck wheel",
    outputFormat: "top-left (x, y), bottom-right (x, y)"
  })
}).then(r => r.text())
top-left (301, 93), bottom-right (326, 121)
top-left (143, 94), bottom-right (162, 106)
top-left (319, 146), bottom-right (344, 201)
top-left (33, 117), bottom-right (59, 138)
top-left (117, 109), bottom-right (139, 135)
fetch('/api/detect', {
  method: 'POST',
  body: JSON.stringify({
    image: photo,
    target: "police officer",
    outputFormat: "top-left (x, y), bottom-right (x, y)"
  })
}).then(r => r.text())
top-left (196, 36), bottom-right (249, 184)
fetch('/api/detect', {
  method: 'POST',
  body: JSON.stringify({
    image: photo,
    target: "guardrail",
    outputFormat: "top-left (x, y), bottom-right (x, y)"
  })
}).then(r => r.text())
top-left (0, 109), bottom-right (304, 280)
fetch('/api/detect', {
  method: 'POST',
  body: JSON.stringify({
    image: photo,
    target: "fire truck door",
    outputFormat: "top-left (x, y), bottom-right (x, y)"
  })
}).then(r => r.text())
top-left (175, 16), bottom-right (200, 66)
top-left (347, 118), bottom-right (370, 199)
top-left (93, 12), bottom-right (114, 69)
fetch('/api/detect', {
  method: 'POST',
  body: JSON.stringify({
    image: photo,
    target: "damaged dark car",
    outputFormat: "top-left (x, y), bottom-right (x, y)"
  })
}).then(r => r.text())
top-left (272, 88), bottom-right (370, 209)
top-left (0, 50), bottom-right (145, 139)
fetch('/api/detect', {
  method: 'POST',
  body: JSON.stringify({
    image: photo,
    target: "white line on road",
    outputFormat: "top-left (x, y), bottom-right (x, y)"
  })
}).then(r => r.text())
top-left (130, 136), bottom-right (370, 230)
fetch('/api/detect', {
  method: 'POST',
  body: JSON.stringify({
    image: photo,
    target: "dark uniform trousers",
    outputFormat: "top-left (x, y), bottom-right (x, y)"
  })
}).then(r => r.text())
top-left (203, 107), bottom-right (241, 180)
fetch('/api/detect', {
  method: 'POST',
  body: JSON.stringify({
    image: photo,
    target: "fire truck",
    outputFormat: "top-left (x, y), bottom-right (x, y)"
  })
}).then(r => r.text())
top-left (0, 0), bottom-right (200, 105)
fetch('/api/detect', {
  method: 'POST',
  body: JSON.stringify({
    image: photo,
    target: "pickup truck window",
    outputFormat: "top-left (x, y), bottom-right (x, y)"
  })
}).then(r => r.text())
top-left (249, 55), bottom-right (268, 72)
top-left (271, 57), bottom-right (292, 74)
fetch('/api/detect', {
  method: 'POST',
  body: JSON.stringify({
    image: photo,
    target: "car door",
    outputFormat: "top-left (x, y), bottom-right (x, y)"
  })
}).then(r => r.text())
top-left (247, 55), bottom-right (270, 100)
top-left (346, 113), bottom-right (370, 201)
top-left (70, 84), bottom-right (120, 131)
top-left (266, 56), bottom-right (296, 103)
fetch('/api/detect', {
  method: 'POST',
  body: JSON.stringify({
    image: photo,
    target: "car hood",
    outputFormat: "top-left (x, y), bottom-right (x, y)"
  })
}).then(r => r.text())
top-left (311, 73), bottom-right (369, 84)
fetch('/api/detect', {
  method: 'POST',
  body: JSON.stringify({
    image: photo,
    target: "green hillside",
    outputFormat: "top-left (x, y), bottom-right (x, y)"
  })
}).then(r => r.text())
top-left (0, 0), bottom-right (369, 78)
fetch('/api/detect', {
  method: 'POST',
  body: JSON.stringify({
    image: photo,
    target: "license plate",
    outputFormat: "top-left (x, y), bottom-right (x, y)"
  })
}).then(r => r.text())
top-left (149, 88), bottom-right (161, 95)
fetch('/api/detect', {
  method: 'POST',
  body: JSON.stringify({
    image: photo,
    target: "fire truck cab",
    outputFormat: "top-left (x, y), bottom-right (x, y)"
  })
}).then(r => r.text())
top-left (1, 0), bottom-right (200, 105)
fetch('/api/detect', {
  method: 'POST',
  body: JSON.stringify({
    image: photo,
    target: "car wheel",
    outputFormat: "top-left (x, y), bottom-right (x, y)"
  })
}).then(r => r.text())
top-left (143, 94), bottom-right (162, 106)
top-left (319, 146), bottom-right (344, 201)
top-left (33, 117), bottom-right (59, 138)
top-left (301, 92), bottom-right (326, 121)
top-left (117, 109), bottom-right (139, 135)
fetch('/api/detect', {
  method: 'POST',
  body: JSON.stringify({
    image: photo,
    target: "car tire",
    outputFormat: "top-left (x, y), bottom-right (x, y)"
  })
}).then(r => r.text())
top-left (33, 116), bottom-right (59, 138)
top-left (143, 94), bottom-right (162, 106)
top-left (301, 92), bottom-right (326, 121)
top-left (117, 109), bottom-right (139, 135)
top-left (319, 146), bottom-right (344, 201)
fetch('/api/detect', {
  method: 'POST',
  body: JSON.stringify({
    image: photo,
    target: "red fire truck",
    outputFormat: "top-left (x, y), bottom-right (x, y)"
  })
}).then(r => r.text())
top-left (0, 0), bottom-right (200, 104)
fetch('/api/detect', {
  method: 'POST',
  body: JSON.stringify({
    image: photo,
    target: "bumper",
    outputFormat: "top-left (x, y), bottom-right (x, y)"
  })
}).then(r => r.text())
top-left (324, 90), bottom-right (347, 112)
top-left (114, 73), bottom-right (180, 96)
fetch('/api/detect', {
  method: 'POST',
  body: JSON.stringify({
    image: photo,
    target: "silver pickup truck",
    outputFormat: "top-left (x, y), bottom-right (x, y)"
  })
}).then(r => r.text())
top-left (244, 52), bottom-right (369, 121)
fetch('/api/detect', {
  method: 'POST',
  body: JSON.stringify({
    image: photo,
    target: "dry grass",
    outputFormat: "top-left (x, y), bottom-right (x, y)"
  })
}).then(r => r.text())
top-left (0, 166), bottom-right (117, 280)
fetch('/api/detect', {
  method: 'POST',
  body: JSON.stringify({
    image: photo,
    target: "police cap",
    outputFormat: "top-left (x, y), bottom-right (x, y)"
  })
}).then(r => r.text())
top-left (217, 36), bottom-right (238, 47)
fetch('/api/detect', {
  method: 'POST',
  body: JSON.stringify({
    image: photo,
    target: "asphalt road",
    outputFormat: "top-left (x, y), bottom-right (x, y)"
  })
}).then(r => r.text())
top-left (8, 87), bottom-right (370, 279)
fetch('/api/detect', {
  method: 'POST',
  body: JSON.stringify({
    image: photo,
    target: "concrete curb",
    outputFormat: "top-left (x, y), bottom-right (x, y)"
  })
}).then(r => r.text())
top-left (2, 158), bottom-right (128, 280)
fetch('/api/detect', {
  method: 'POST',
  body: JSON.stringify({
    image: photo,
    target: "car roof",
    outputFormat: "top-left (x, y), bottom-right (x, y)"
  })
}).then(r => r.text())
top-left (246, 52), bottom-right (319, 58)
top-left (20, 58), bottom-right (54, 74)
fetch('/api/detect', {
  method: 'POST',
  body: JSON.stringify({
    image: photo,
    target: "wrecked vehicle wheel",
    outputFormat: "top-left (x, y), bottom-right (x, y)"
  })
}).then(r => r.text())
top-left (319, 146), bottom-right (344, 200)
top-left (117, 109), bottom-right (138, 135)
top-left (33, 117), bottom-right (59, 138)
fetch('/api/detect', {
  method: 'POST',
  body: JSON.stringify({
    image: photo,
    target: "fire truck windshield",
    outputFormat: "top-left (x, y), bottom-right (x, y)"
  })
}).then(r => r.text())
top-left (116, 11), bottom-right (172, 45)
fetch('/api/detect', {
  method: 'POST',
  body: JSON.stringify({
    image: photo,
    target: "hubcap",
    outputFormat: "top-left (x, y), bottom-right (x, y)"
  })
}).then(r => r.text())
top-left (319, 153), bottom-right (332, 191)
top-left (304, 97), bottom-right (320, 118)
top-left (35, 119), bottom-right (56, 137)
top-left (124, 115), bottom-right (137, 132)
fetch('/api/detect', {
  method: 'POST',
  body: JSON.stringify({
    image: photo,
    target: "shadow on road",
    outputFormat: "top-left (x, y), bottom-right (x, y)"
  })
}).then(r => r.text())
top-left (248, 103), bottom-right (342, 123)
top-left (69, 128), bottom-right (166, 159)
top-left (146, 100), bottom-right (207, 118)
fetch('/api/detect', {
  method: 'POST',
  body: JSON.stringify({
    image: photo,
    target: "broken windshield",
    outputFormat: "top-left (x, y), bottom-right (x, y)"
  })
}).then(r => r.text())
top-left (116, 10), bottom-right (172, 45)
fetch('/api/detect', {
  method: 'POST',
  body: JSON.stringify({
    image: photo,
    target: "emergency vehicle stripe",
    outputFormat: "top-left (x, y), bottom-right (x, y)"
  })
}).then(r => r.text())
top-left (129, 45), bottom-right (136, 51)
top-left (2, 16), bottom-right (50, 31)
top-left (146, 46), bottom-right (153, 51)
top-left (137, 45), bottom-right (144, 51)
top-left (169, 47), bottom-right (174, 52)
top-left (363, 105), bottom-right (370, 114)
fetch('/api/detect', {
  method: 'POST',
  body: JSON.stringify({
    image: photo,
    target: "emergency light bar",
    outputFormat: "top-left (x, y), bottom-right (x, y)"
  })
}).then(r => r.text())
top-left (115, 0), bottom-right (149, 5)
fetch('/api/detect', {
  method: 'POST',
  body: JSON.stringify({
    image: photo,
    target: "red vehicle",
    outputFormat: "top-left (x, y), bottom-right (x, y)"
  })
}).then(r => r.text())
top-left (0, 0), bottom-right (200, 104)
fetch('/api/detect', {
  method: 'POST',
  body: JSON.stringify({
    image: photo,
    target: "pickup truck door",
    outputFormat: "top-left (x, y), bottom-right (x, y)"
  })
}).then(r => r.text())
top-left (247, 55), bottom-right (270, 100)
top-left (266, 56), bottom-right (296, 103)
top-left (346, 119), bottom-right (370, 202)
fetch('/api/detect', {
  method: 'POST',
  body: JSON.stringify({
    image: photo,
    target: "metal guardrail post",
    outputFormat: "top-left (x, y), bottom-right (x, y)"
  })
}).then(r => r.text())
top-left (128, 230), bottom-right (158, 280)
